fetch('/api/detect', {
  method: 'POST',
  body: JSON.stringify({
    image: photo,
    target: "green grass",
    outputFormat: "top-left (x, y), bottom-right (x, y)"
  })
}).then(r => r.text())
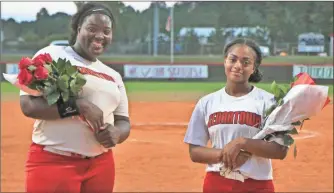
top-left (1, 82), bottom-right (20, 93)
top-left (1, 54), bottom-right (333, 64)
top-left (2, 81), bottom-right (333, 96)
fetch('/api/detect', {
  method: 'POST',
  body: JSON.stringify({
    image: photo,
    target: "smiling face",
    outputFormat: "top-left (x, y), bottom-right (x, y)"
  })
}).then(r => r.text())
top-left (224, 44), bottom-right (257, 84)
top-left (76, 13), bottom-right (112, 60)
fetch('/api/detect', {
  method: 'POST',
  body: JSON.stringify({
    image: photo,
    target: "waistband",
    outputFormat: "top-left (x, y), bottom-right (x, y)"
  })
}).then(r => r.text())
top-left (31, 143), bottom-right (107, 160)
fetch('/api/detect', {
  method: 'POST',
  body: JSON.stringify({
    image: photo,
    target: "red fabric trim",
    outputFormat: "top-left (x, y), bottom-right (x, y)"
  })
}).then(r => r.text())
top-left (77, 66), bottom-right (115, 82)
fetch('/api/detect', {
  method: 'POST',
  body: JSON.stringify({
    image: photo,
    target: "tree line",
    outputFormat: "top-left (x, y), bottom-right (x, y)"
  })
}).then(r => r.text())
top-left (1, 1), bottom-right (333, 54)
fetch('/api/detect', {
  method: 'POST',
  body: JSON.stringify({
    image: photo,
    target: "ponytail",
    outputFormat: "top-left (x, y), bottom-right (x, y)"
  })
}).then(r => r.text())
top-left (248, 68), bottom-right (263, 83)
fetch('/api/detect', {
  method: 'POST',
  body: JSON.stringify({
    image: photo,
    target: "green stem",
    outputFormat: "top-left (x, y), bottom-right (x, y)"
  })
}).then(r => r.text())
top-left (50, 62), bottom-right (59, 73)
top-left (48, 75), bottom-right (57, 82)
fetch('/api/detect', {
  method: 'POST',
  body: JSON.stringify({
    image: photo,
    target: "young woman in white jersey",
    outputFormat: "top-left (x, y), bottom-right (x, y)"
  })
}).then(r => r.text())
top-left (184, 38), bottom-right (289, 193)
top-left (20, 3), bottom-right (130, 193)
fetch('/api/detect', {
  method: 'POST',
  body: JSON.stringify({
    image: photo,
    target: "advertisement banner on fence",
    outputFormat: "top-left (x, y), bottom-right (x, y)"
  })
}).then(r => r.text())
top-left (124, 65), bottom-right (209, 79)
top-left (6, 64), bottom-right (19, 74)
top-left (293, 65), bottom-right (333, 79)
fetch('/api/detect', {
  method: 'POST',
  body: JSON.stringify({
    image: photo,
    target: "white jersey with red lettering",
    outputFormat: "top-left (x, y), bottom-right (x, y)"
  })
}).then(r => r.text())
top-left (184, 86), bottom-right (279, 180)
top-left (20, 45), bottom-right (129, 157)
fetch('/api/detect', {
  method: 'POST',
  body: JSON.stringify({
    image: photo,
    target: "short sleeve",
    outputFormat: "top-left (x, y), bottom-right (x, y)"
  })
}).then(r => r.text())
top-left (113, 74), bottom-right (129, 117)
top-left (183, 99), bottom-right (210, 147)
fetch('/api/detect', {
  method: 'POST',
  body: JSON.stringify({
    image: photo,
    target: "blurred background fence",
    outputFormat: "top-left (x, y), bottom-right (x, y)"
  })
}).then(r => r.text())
top-left (0, 1), bottom-right (333, 84)
top-left (1, 1), bottom-right (333, 57)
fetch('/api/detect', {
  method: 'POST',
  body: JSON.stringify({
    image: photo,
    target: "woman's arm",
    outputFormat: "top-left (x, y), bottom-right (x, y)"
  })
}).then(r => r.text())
top-left (222, 137), bottom-right (289, 170)
top-left (20, 95), bottom-right (105, 130)
top-left (240, 138), bottom-right (289, 160)
top-left (114, 115), bottom-right (130, 144)
top-left (189, 144), bottom-right (252, 167)
top-left (20, 95), bottom-right (62, 120)
top-left (189, 144), bottom-right (223, 164)
top-left (94, 115), bottom-right (130, 148)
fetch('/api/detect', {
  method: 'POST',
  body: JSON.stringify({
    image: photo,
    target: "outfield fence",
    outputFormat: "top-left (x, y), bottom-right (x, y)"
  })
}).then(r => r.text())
top-left (0, 62), bottom-right (333, 84)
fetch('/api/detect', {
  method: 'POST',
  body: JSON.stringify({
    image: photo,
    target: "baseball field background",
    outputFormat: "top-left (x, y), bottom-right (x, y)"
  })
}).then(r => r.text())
top-left (1, 55), bottom-right (333, 192)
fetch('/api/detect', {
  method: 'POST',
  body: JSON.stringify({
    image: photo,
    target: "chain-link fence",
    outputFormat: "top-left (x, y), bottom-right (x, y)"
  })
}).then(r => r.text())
top-left (105, 41), bottom-right (332, 56)
top-left (2, 40), bottom-right (332, 57)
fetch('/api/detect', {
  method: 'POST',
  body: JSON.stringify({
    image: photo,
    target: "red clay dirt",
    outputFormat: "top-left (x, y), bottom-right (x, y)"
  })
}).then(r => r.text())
top-left (1, 100), bottom-right (333, 192)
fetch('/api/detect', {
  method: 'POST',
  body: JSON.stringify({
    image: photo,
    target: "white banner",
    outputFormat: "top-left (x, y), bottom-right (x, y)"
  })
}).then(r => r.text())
top-left (124, 65), bottom-right (208, 79)
top-left (298, 45), bottom-right (324, 53)
top-left (6, 64), bottom-right (19, 74)
top-left (293, 65), bottom-right (333, 79)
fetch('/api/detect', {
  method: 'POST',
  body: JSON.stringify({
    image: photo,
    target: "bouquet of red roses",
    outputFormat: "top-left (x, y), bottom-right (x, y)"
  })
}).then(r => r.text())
top-left (3, 53), bottom-right (86, 105)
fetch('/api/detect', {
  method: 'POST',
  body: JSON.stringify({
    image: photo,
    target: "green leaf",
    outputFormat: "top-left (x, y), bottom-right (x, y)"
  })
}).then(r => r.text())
top-left (43, 85), bottom-right (57, 96)
top-left (27, 65), bottom-right (37, 71)
top-left (274, 88), bottom-right (284, 100)
top-left (280, 85), bottom-right (290, 95)
top-left (61, 91), bottom-right (70, 102)
top-left (278, 88), bottom-right (285, 99)
top-left (43, 81), bottom-right (52, 87)
top-left (278, 98), bottom-right (284, 106)
top-left (27, 81), bottom-right (39, 90)
top-left (265, 104), bottom-right (277, 117)
top-left (36, 85), bottom-right (44, 92)
top-left (293, 144), bottom-right (297, 159)
top-left (57, 75), bottom-right (70, 92)
top-left (61, 74), bottom-right (70, 82)
top-left (46, 92), bottom-right (60, 105)
top-left (71, 85), bottom-right (82, 94)
top-left (300, 120), bottom-right (305, 130)
top-left (70, 72), bottom-right (78, 78)
top-left (75, 73), bottom-right (87, 87)
top-left (51, 61), bottom-right (59, 73)
top-left (66, 64), bottom-right (77, 76)
top-left (292, 121), bottom-right (302, 126)
top-left (69, 78), bottom-right (80, 94)
top-left (270, 81), bottom-right (278, 95)
top-left (271, 81), bottom-right (285, 99)
top-left (288, 127), bottom-right (299, 135)
top-left (44, 64), bottom-right (53, 73)
top-left (283, 134), bottom-right (295, 146)
top-left (69, 78), bottom-right (76, 88)
top-left (56, 58), bottom-right (66, 74)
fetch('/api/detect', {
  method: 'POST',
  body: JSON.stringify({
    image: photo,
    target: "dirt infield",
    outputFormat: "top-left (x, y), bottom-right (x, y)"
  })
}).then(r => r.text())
top-left (1, 100), bottom-right (333, 192)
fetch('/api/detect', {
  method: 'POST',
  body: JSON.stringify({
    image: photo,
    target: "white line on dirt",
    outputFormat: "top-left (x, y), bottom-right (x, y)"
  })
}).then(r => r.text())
top-left (129, 122), bottom-right (319, 143)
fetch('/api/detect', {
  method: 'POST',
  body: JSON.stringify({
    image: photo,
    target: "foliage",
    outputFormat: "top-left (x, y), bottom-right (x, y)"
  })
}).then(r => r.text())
top-left (1, 1), bottom-right (333, 49)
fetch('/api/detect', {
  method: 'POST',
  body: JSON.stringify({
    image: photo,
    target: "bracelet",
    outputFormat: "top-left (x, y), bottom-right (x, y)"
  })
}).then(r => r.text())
top-left (57, 96), bottom-right (80, 118)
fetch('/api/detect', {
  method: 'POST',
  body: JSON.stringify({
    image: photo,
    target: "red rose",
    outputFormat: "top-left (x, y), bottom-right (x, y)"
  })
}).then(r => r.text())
top-left (291, 72), bottom-right (315, 87)
top-left (18, 68), bottom-right (33, 85)
top-left (18, 57), bottom-right (33, 69)
top-left (40, 53), bottom-right (53, 64)
top-left (295, 72), bottom-right (304, 78)
top-left (33, 55), bottom-right (46, 67)
top-left (34, 66), bottom-right (49, 80)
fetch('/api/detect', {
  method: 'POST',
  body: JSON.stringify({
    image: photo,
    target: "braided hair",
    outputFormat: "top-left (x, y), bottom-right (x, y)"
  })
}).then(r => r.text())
top-left (69, 3), bottom-right (115, 46)
top-left (223, 38), bottom-right (263, 83)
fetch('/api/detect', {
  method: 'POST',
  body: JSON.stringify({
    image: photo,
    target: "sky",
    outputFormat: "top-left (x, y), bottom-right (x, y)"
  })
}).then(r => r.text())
top-left (1, 1), bottom-right (176, 22)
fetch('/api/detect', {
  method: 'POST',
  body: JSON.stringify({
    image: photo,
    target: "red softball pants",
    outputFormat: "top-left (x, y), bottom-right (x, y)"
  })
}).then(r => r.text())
top-left (203, 172), bottom-right (275, 193)
top-left (25, 143), bottom-right (115, 193)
